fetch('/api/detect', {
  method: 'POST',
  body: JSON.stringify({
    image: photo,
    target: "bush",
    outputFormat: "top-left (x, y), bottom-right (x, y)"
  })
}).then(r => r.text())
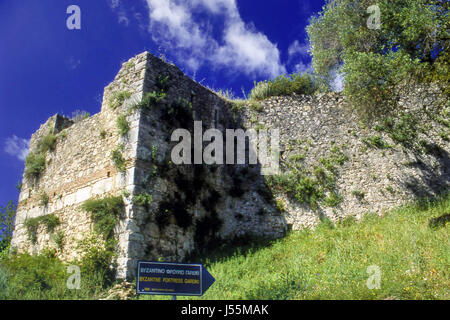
top-left (24, 152), bottom-right (46, 179)
top-left (132, 193), bottom-right (153, 209)
top-left (0, 245), bottom-right (117, 299)
top-left (109, 91), bottom-right (131, 110)
top-left (132, 91), bottom-right (166, 111)
top-left (307, 0), bottom-right (447, 116)
top-left (40, 134), bottom-right (57, 153)
top-left (81, 196), bottom-right (124, 240)
top-left (39, 191), bottom-right (49, 207)
top-left (0, 201), bottom-right (16, 250)
top-left (24, 132), bottom-right (58, 180)
top-left (24, 214), bottom-right (60, 244)
top-left (116, 114), bottom-right (130, 136)
top-left (249, 73), bottom-right (316, 100)
top-left (111, 146), bottom-right (127, 172)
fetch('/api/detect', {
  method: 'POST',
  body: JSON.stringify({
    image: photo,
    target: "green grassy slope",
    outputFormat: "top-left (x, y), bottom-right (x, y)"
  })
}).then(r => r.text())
top-left (1, 194), bottom-right (448, 300)
top-left (142, 194), bottom-right (449, 300)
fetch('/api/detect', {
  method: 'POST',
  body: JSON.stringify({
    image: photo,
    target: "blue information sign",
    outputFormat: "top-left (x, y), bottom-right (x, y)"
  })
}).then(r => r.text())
top-left (137, 261), bottom-right (215, 296)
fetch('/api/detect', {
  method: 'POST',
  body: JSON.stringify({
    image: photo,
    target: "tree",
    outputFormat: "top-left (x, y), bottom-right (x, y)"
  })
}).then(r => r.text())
top-left (307, 0), bottom-right (449, 118)
top-left (0, 201), bottom-right (16, 251)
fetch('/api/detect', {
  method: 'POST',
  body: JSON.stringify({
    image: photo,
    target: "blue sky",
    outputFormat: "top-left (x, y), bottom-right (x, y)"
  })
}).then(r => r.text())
top-left (0, 0), bottom-right (325, 208)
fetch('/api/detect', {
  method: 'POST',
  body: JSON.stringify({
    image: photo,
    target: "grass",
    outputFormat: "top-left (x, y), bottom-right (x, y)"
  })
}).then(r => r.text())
top-left (132, 91), bottom-right (166, 111)
top-left (24, 152), bottom-right (46, 180)
top-left (24, 214), bottom-right (60, 244)
top-left (81, 196), bottom-right (124, 240)
top-left (109, 91), bottom-right (131, 110)
top-left (141, 193), bottom-right (450, 300)
top-left (249, 73), bottom-right (316, 101)
top-left (116, 114), bottom-right (130, 136)
top-left (24, 131), bottom-right (58, 180)
top-left (0, 193), bottom-right (448, 300)
top-left (111, 146), bottom-right (127, 172)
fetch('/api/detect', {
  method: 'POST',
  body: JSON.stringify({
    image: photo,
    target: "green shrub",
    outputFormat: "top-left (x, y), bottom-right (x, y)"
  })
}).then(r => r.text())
top-left (267, 145), bottom-right (347, 209)
top-left (116, 114), bottom-right (130, 136)
top-left (40, 134), bottom-right (57, 153)
top-left (156, 74), bottom-right (169, 92)
top-left (352, 190), bottom-right (366, 200)
top-left (362, 135), bottom-right (391, 150)
top-left (24, 214), bottom-right (60, 244)
top-left (132, 193), bottom-right (153, 209)
top-left (249, 73), bottom-right (316, 100)
top-left (111, 146), bottom-right (127, 172)
top-left (24, 152), bottom-right (46, 179)
top-left (109, 91), bottom-right (131, 110)
top-left (77, 236), bottom-right (117, 289)
top-left (0, 245), bottom-right (117, 299)
top-left (24, 132), bottom-right (58, 180)
top-left (0, 201), bottom-right (16, 250)
top-left (81, 196), bottom-right (124, 240)
top-left (39, 191), bottom-right (49, 207)
top-left (307, 0), bottom-right (448, 118)
top-left (52, 231), bottom-right (64, 250)
top-left (132, 91), bottom-right (166, 111)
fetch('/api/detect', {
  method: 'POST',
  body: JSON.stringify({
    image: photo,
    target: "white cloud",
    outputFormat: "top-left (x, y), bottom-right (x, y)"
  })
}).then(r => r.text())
top-left (293, 61), bottom-right (312, 74)
top-left (330, 68), bottom-right (344, 92)
top-left (288, 40), bottom-right (310, 58)
top-left (288, 40), bottom-right (312, 74)
top-left (143, 0), bottom-right (285, 78)
top-left (4, 135), bottom-right (30, 161)
top-left (108, 0), bottom-right (130, 26)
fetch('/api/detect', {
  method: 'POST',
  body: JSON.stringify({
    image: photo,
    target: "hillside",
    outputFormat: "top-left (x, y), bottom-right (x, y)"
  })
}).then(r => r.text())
top-left (1, 192), bottom-right (448, 300)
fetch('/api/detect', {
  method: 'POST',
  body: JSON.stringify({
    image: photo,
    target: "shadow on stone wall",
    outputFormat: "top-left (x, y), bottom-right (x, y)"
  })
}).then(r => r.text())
top-left (400, 142), bottom-right (450, 200)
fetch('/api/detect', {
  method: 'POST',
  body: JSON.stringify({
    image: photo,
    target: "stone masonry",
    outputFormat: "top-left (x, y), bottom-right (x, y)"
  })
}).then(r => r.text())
top-left (10, 52), bottom-right (449, 280)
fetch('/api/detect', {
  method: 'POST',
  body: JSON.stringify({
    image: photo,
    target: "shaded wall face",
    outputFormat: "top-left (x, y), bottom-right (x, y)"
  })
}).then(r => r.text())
top-left (126, 55), bottom-right (287, 276)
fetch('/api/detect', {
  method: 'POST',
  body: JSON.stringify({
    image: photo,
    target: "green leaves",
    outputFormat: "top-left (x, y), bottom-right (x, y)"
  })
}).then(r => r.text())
top-left (0, 201), bottom-right (16, 250)
top-left (307, 0), bottom-right (448, 116)
top-left (249, 73), bottom-right (316, 100)
top-left (81, 196), bottom-right (124, 240)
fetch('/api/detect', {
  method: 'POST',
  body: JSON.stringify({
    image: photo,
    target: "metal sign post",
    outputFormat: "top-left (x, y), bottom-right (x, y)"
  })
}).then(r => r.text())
top-left (136, 261), bottom-right (215, 297)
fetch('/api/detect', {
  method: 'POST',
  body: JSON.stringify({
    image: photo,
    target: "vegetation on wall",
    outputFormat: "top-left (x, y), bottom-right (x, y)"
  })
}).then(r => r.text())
top-left (116, 114), bottom-right (130, 136)
top-left (132, 73), bottom-right (169, 111)
top-left (111, 145), bottom-right (127, 172)
top-left (39, 191), bottom-right (50, 207)
top-left (249, 73), bottom-right (316, 101)
top-left (132, 193), bottom-right (153, 210)
top-left (109, 90), bottom-right (131, 110)
top-left (24, 214), bottom-right (60, 244)
top-left (81, 196), bottom-right (124, 240)
top-left (267, 145), bottom-right (348, 209)
top-left (24, 130), bottom-right (58, 181)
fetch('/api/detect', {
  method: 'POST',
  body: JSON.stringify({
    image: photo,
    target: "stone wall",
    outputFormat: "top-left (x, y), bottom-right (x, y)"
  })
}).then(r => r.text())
top-left (10, 51), bottom-right (449, 280)
top-left (10, 52), bottom-right (287, 280)
top-left (240, 87), bottom-right (449, 230)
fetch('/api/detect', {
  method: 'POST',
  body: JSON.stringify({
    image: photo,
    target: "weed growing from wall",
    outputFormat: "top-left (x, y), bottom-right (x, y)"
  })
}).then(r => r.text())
top-left (24, 214), bottom-right (60, 244)
top-left (109, 91), bottom-right (131, 110)
top-left (81, 196), bottom-right (124, 240)
top-left (249, 73), bottom-right (316, 100)
top-left (267, 145), bottom-right (348, 210)
top-left (132, 193), bottom-right (153, 210)
top-left (39, 191), bottom-right (49, 207)
top-left (24, 130), bottom-right (58, 181)
top-left (116, 114), bottom-right (130, 136)
top-left (111, 145), bottom-right (127, 172)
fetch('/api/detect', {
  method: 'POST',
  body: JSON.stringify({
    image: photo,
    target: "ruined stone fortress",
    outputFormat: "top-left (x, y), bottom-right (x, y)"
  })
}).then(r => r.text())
top-left (11, 52), bottom-right (449, 279)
